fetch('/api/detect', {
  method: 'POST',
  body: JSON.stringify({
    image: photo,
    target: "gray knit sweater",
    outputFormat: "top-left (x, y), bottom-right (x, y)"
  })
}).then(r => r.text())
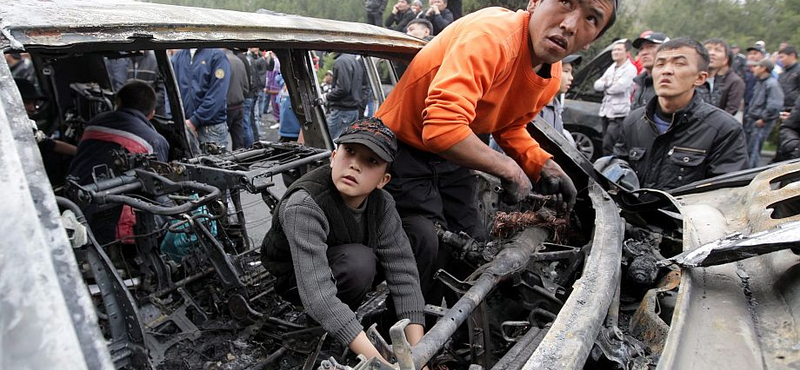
top-left (278, 189), bottom-right (425, 345)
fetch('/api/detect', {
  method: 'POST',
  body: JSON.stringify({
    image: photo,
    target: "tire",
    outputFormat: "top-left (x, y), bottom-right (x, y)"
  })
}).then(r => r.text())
top-left (570, 129), bottom-right (602, 162)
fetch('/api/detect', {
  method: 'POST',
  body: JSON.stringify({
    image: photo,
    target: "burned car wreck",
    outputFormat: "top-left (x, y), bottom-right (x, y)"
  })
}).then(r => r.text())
top-left (1, 1), bottom-right (799, 370)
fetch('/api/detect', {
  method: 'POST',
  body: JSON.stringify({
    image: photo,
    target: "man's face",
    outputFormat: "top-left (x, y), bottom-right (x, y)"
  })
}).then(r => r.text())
top-left (652, 46), bottom-right (708, 99)
top-left (397, 0), bottom-right (409, 11)
top-left (431, 0), bottom-right (444, 8)
top-left (779, 52), bottom-right (797, 68)
top-left (704, 43), bottom-right (728, 70)
top-left (407, 23), bottom-right (430, 39)
top-left (527, 0), bottom-right (615, 65)
top-left (611, 43), bottom-right (626, 63)
top-left (559, 63), bottom-right (574, 93)
top-left (330, 143), bottom-right (391, 208)
top-left (732, 47), bottom-right (740, 55)
top-left (747, 50), bottom-right (764, 62)
top-left (412, 2), bottom-right (422, 12)
top-left (750, 64), bottom-right (768, 78)
top-left (23, 99), bottom-right (37, 118)
top-left (637, 42), bottom-right (658, 71)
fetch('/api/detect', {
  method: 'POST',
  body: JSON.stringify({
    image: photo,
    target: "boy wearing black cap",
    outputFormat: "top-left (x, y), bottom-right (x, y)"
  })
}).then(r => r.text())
top-left (261, 118), bottom-right (425, 364)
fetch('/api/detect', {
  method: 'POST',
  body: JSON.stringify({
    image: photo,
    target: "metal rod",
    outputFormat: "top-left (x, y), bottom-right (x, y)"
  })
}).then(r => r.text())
top-left (405, 227), bottom-right (550, 370)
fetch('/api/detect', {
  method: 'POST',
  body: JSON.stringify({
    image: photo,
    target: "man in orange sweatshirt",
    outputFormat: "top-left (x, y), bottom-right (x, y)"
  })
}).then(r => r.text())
top-left (375, 0), bottom-right (617, 301)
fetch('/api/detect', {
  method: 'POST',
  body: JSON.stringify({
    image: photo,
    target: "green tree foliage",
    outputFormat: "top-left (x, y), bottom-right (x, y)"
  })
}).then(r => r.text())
top-left (149, 0), bottom-right (800, 56)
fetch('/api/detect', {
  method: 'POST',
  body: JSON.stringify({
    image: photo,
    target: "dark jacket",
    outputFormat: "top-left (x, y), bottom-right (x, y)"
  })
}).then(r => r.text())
top-left (364, 0), bottom-right (388, 12)
top-left (326, 54), bottom-right (367, 110)
top-left (424, 8), bottom-right (453, 35)
top-left (261, 166), bottom-right (386, 278)
top-left (745, 75), bottom-right (784, 124)
top-left (631, 71), bottom-right (655, 112)
top-left (614, 93), bottom-right (749, 190)
top-left (172, 48), bottom-right (231, 127)
top-left (225, 50), bottom-right (250, 106)
top-left (249, 52), bottom-right (268, 92)
top-left (779, 62), bottom-right (800, 109)
top-left (126, 51), bottom-right (167, 116)
top-left (776, 94), bottom-right (800, 161)
top-left (696, 69), bottom-right (745, 115)
top-left (385, 8), bottom-right (416, 31)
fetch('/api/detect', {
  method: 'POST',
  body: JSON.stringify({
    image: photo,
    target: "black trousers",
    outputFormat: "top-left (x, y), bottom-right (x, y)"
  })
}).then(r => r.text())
top-left (276, 243), bottom-right (378, 311)
top-left (384, 143), bottom-right (488, 303)
top-left (602, 116), bottom-right (625, 156)
top-left (227, 105), bottom-right (246, 150)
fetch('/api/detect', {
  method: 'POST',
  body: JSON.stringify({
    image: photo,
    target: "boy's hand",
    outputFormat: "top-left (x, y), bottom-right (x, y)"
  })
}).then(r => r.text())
top-left (500, 161), bottom-right (532, 205)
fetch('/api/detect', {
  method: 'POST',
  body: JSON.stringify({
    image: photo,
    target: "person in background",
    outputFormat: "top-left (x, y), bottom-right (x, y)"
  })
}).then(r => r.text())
top-left (595, 39), bottom-right (637, 156)
top-left (775, 95), bottom-right (800, 162)
top-left (69, 81), bottom-right (170, 244)
top-left (172, 48), bottom-right (231, 153)
top-left (248, 48), bottom-right (268, 141)
top-left (276, 74), bottom-right (301, 142)
top-left (423, 0), bottom-right (453, 36)
top-left (406, 18), bottom-right (433, 41)
top-left (385, 0), bottom-right (416, 32)
top-left (225, 49), bottom-right (252, 150)
top-left (365, 0), bottom-right (388, 26)
top-left (325, 53), bottom-right (367, 140)
top-left (265, 51), bottom-right (282, 129)
top-left (778, 46), bottom-right (800, 112)
top-left (631, 32), bottom-right (669, 111)
top-left (614, 38), bottom-right (748, 190)
top-left (411, 0), bottom-right (423, 17)
top-left (321, 70), bottom-right (334, 94)
top-left (730, 44), bottom-right (748, 80)
top-left (697, 38), bottom-right (745, 115)
top-left (7, 52), bottom-right (38, 92)
top-left (744, 58), bottom-right (784, 168)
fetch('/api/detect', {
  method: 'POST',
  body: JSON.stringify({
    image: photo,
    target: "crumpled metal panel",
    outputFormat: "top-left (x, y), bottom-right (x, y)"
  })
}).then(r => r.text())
top-left (0, 0), bottom-right (425, 55)
top-left (0, 57), bottom-right (114, 368)
top-left (659, 162), bottom-right (800, 370)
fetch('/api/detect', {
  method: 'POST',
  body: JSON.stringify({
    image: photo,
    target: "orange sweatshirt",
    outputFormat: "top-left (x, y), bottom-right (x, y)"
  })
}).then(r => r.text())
top-left (376, 7), bottom-right (561, 180)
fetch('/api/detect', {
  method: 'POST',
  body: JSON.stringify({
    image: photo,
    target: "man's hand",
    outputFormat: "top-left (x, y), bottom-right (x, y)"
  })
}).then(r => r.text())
top-left (392, 3), bottom-right (399, 13)
top-left (756, 119), bottom-right (765, 128)
top-left (536, 159), bottom-right (577, 213)
top-left (500, 160), bottom-right (532, 205)
top-left (185, 119), bottom-right (197, 136)
top-left (780, 111), bottom-right (791, 121)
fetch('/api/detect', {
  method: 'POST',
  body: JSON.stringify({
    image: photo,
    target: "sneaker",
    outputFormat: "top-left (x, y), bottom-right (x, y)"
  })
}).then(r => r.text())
top-left (269, 123), bottom-right (280, 129)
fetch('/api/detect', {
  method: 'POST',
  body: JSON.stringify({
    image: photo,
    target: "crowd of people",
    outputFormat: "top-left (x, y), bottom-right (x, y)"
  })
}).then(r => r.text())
top-left (591, 33), bottom-right (800, 190)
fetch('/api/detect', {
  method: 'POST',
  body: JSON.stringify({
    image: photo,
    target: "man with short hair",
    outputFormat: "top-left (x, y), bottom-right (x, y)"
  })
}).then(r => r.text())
top-left (385, 0), bottom-right (416, 32)
top-left (172, 48), bottom-right (231, 153)
top-left (376, 0), bottom-right (617, 301)
top-left (595, 39), bottom-right (637, 155)
top-left (613, 38), bottom-right (748, 190)
top-left (744, 58), bottom-right (784, 168)
top-left (631, 32), bottom-right (669, 111)
top-left (744, 44), bottom-right (768, 112)
top-left (69, 81), bottom-right (170, 244)
top-left (698, 38), bottom-right (745, 115)
top-left (422, 0), bottom-right (453, 35)
top-left (406, 18), bottom-right (433, 40)
top-left (778, 46), bottom-right (800, 111)
top-left (730, 44), bottom-right (748, 80)
top-left (225, 49), bottom-right (252, 150)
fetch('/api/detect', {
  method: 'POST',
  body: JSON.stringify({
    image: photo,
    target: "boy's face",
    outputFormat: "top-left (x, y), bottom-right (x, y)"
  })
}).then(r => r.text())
top-left (559, 63), bottom-right (574, 93)
top-left (330, 143), bottom-right (391, 208)
top-left (407, 23), bottom-right (430, 39)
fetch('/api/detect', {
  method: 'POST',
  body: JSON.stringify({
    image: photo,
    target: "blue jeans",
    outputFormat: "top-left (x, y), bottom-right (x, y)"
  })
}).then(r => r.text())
top-left (327, 108), bottom-right (360, 140)
top-left (745, 119), bottom-right (775, 168)
top-left (242, 97), bottom-right (254, 145)
top-left (198, 122), bottom-right (229, 152)
top-left (253, 91), bottom-right (266, 139)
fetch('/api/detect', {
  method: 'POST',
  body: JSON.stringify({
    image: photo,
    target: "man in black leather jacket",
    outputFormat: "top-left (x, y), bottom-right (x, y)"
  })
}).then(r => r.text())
top-left (614, 38), bottom-right (748, 190)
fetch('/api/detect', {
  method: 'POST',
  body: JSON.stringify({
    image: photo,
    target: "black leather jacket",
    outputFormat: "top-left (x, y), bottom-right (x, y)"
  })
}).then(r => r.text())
top-left (631, 71), bottom-right (655, 112)
top-left (614, 93), bottom-right (749, 190)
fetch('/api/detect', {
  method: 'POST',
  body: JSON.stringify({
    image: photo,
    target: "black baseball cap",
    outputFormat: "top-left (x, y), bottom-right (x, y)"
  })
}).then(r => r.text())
top-left (633, 32), bottom-right (670, 49)
top-left (746, 45), bottom-right (766, 55)
top-left (14, 78), bottom-right (44, 100)
top-left (562, 54), bottom-right (582, 66)
top-left (334, 118), bottom-right (398, 163)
